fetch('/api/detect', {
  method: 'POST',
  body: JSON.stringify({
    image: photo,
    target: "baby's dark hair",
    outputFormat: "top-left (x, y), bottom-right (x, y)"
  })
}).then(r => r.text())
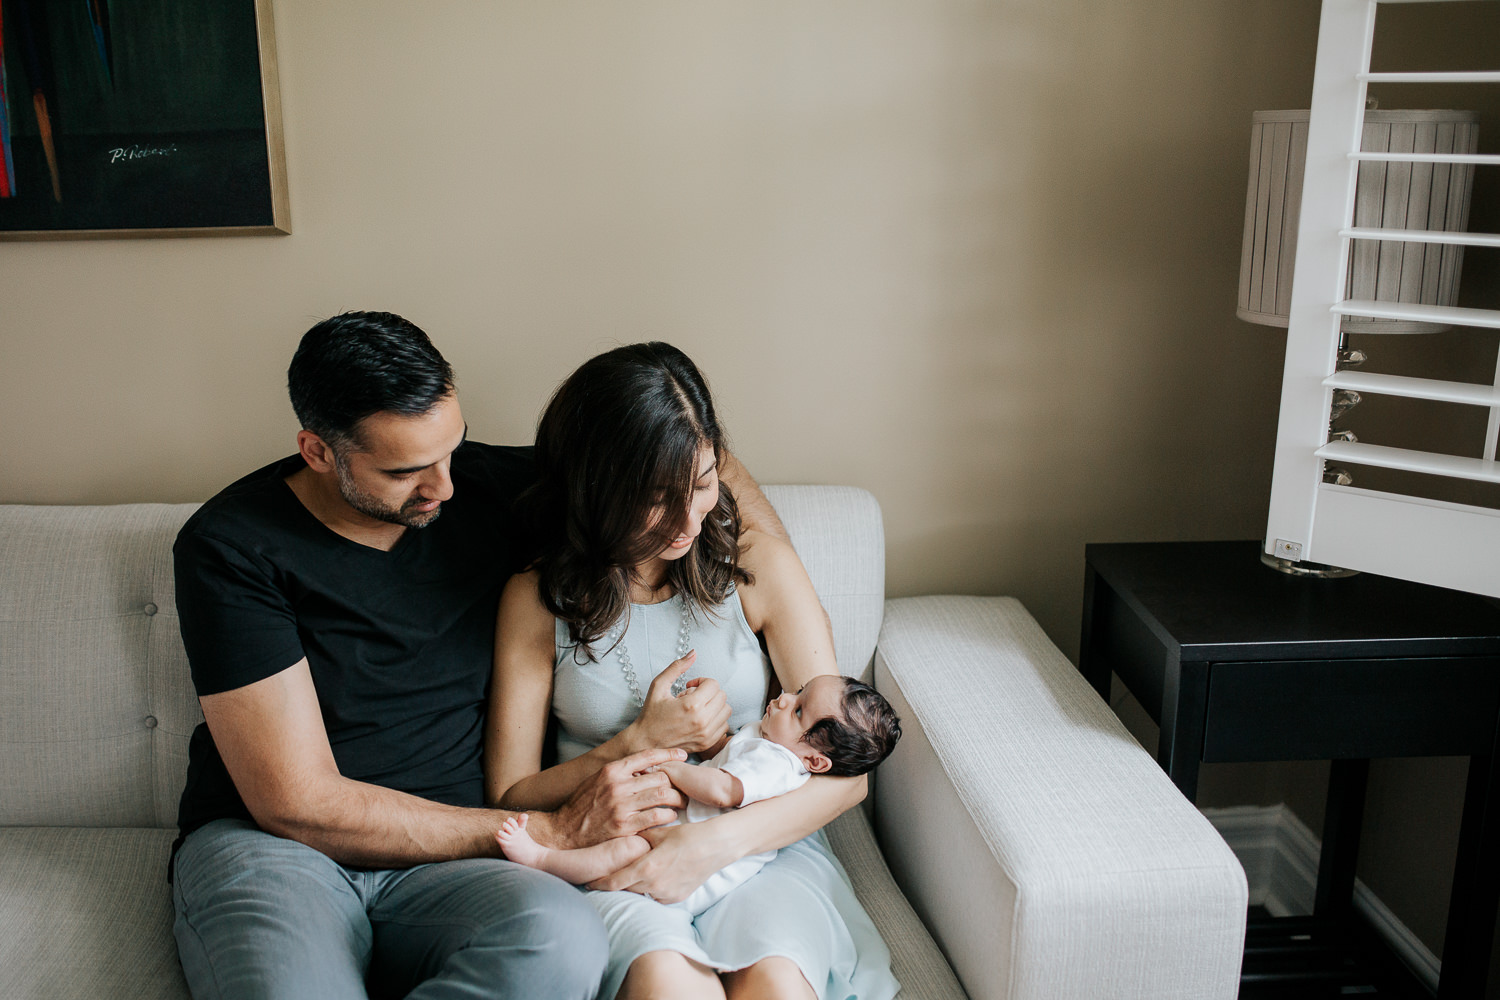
top-left (801, 678), bottom-right (902, 777)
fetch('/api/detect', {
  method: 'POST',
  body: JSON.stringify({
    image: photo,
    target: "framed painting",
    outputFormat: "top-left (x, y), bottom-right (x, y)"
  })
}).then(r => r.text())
top-left (0, 0), bottom-right (288, 239)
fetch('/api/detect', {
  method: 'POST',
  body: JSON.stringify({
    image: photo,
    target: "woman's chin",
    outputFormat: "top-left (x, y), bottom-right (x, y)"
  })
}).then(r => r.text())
top-left (659, 535), bottom-right (698, 559)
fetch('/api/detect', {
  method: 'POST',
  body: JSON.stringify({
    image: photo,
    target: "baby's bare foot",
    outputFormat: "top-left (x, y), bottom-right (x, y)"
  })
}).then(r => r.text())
top-left (496, 813), bottom-right (548, 868)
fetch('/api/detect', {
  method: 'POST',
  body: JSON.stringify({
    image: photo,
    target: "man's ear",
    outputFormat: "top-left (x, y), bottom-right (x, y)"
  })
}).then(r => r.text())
top-left (804, 752), bottom-right (833, 775)
top-left (298, 429), bottom-right (338, 474)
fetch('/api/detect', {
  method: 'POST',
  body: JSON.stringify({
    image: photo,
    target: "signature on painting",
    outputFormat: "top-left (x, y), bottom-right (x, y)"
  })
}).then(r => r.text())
top-left (107, 144), bottom-right (180, 165)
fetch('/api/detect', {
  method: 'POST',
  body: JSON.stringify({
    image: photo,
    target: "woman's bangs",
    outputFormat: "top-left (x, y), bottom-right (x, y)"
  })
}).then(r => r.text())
top-left (623, 439), bottom-right (691, 552)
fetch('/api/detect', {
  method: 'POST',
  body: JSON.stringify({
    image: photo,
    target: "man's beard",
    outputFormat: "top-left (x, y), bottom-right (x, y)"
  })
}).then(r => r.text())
top-left (335, 461), bottom-right (442, 529)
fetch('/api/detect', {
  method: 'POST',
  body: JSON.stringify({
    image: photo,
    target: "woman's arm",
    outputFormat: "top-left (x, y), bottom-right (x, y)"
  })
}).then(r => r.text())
top-left (487, 572), bottom-right (731, 813)
top-left (737, 530), bottom-right (839, 693)
top-left (485, 571), bottom-right (560, 806)
top-left (591, 529), bottom-right (865, 901)
top-left (488, 572), bottom-right (667, 811)
top-left (588, 772), bottom-right (866, 902)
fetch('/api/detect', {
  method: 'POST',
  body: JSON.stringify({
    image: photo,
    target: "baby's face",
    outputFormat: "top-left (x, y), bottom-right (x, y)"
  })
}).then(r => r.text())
top-left (761, 674), bottom-right (845, 752)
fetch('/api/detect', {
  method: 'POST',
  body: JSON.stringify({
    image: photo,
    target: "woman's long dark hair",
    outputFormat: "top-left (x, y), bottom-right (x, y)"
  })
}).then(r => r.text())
top-left (521, 342), bottom-right (750, 650)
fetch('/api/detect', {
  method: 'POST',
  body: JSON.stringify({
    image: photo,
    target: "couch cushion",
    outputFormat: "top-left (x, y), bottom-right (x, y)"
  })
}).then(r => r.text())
top-left (0, 505), bottom-right (202, 828)
top-left (0, 818), bottom-right (961, 1000)
top-left (0, 827), bottom-right (189, 1000)
top-left (827, 807), bottom-right (969, 1000)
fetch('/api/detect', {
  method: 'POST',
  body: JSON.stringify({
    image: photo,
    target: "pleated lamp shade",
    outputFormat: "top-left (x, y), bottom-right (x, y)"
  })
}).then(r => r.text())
top-left (1238, 108), bottom-right (1478, 334)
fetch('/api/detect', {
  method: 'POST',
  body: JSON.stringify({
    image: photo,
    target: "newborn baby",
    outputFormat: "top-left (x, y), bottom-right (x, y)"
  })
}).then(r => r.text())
top-left (497, 674), bottom-right (901, 914)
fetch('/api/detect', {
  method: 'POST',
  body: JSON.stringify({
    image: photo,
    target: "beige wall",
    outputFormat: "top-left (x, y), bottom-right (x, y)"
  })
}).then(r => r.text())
top-left (0, 0), bottom-right (1310, 642)
top-left (5, 0), bottom-right (1492, 986)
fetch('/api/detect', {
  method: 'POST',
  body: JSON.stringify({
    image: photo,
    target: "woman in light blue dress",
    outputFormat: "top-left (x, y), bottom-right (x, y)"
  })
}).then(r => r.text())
top-left (486, 343), bottom-right (899, 1000)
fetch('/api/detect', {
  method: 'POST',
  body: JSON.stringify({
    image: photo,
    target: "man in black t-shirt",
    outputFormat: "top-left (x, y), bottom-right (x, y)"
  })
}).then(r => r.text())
top-left (169, 312), bottom-right (783, 1000)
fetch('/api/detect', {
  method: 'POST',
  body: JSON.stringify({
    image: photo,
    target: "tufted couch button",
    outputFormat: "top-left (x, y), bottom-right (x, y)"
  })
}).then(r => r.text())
top-left (144, 715), bottom-right (159, 729)
top-left (143, 603), bottom-right (159, 616)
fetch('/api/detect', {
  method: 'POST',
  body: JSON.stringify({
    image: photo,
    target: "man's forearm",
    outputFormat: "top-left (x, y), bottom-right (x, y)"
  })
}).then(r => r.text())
top-left (259, 774), bottom-right (515, 868)
top-left (720, 450), bottom-right (789, 543)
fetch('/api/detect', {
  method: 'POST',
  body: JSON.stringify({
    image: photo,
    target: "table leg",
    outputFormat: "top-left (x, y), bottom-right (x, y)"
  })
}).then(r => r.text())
top-left (1439, 750), bottom-right (1500, 1000)
top-left (1157, 652), bottom-right (1207, 802)
top-left (1078, 565), bottom-right (1112, 703)
top-left (1313, 758), bottom-right (1369, 921)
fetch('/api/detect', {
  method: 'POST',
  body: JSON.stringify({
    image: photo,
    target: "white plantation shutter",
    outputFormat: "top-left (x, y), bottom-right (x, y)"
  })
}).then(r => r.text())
top-left (1264, 0), bottom-right (1500, 597)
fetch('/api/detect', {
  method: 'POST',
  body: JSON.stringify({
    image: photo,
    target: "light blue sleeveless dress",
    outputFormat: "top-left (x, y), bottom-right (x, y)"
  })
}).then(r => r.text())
top-left (552, 589), bottom-right (899, 1000)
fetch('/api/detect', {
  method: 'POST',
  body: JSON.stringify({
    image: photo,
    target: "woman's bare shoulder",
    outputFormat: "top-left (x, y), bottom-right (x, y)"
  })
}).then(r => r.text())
top-left (499, 569), bottom-right (553, 636)
top-left (503, 567), bottom-right (543, 599)
top-left (736, 530), bottom-right (813, 631)
top-left (738, 529), bottom-right (797, 576)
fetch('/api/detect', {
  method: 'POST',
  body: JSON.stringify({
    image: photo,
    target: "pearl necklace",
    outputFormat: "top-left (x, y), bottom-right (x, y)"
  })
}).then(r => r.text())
top-left (605, 595), bottom-right (694, 707)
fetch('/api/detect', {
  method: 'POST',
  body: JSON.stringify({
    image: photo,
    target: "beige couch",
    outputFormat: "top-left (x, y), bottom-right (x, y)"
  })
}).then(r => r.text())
top-left (0, 485), bottom-right (1247, 1000)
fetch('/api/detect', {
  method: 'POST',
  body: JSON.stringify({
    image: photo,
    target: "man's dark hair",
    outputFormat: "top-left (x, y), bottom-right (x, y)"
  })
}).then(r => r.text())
top-left (802, 678), bottom-right (902, 777)
top-left (287, 311), bottom-right (455, 450)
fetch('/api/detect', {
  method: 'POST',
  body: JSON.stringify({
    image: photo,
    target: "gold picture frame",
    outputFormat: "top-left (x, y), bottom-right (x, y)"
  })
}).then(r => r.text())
top-left (0, 0), bottom-right (289, 239)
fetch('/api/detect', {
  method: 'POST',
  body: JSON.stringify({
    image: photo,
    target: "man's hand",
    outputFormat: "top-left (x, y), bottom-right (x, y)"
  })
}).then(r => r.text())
top-left (528, 747), bottom-right (688, 850)
top-left (585, 821), bottom-right (734, 903)
top-left (625, 652), bottom-right (732, 754)
top-left (719, 449), bottom-right (790, 543)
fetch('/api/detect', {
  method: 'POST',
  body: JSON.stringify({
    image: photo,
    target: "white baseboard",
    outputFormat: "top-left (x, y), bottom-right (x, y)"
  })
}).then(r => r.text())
top-left (1202, 804), bottom-right (1441, 993)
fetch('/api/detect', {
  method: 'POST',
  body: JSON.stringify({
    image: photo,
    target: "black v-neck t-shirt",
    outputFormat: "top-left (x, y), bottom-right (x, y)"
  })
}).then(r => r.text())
top-left (172, 442), bottom-right (535, 847)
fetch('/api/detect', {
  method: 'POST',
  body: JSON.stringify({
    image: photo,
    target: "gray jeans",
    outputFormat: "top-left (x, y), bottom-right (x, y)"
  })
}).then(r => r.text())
top-left (173, 819), bottom-right (607, 1000)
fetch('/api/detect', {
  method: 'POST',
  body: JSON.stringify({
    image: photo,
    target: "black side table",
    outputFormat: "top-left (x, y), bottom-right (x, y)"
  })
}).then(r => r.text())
top-left (1079, 541), bottom-right (1500, 999)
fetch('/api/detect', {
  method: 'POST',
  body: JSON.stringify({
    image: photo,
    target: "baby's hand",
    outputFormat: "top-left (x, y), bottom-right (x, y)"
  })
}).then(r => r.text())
top-left (653, 759), bottom-right (742, 809)
top-left (652, 760), bottom-right (693, 788)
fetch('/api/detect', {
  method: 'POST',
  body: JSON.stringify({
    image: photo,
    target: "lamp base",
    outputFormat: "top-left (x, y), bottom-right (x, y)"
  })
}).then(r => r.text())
top-left (1260, 551), bottom-right (1360, 579)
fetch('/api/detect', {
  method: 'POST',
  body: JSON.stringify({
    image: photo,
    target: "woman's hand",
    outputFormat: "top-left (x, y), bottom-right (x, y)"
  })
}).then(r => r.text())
top-left (586, 820), bottom-right (735, 903)
top-left (624, 651), bottom-right (732, 754)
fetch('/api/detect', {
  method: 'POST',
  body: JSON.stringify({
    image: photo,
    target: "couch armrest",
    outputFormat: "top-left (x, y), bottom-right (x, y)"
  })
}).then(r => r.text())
top-left (873, 596), bottom-right (1247, 1000)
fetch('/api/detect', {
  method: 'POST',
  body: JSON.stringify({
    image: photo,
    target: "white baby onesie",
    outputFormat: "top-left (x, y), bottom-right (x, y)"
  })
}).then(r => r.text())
top-left (678, 721), bottom-right (811, 915)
